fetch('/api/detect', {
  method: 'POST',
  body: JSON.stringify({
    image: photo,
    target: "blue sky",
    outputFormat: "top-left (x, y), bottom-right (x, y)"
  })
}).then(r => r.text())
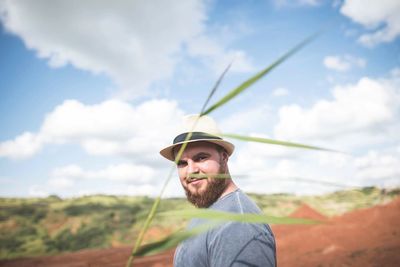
top-left (1, 0), bottom-right (399, 197)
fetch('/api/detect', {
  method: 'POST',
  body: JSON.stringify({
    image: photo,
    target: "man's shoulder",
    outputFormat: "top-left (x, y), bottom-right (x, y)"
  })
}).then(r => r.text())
top-left (206, 221), bottom-right (276, 267)
top-left (207, 220), bottom-right (275, 249)
top-left (212, 189), bottom-right (262, 214)
top-left (208, 190), bottom-right (275, 246)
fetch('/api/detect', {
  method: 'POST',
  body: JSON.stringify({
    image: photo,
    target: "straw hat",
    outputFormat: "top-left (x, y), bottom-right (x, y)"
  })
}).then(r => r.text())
top-left (159, 115), bottom-right (234, 161)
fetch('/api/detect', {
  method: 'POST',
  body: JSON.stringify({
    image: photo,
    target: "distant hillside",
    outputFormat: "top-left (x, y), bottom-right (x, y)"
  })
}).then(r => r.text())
top-left (250, 186), bottom-right (399, 217)
top-left (1, 186), bottom-right (398, 260)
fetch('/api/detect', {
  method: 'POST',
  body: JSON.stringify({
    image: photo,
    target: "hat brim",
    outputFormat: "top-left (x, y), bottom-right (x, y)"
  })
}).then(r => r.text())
top-left (160, 138), bottom-right (234, 161)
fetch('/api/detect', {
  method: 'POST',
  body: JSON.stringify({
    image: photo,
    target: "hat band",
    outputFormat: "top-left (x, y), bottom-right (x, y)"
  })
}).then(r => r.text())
top-left (173, 132), bottom-right (222, 144)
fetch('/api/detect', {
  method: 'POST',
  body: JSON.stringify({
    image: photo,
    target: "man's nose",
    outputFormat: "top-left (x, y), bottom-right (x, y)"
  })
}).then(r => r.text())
top-left (187, 160), bottom-right (199, 174)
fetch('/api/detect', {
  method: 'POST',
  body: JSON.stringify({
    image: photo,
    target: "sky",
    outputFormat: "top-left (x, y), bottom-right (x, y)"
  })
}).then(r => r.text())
top-left (0, 0), bottom-right (399, 198)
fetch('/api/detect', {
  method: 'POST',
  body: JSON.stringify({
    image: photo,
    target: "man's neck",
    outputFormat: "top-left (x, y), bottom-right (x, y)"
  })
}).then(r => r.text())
top-left (219, 179), bottom-right (238, 199)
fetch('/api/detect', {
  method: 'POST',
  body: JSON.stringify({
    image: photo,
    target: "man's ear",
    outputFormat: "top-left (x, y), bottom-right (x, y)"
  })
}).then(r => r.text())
top-left (221, 151), bottom-right (229, 163)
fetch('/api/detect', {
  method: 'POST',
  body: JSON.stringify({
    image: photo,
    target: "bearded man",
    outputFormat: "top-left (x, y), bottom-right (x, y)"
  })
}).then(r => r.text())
top-left (160, 115), bottom-right (276, 267)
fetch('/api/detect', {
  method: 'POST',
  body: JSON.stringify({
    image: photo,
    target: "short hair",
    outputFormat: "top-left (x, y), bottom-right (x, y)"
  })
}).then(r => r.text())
top-left (215, 144), bottom-right (228, 154)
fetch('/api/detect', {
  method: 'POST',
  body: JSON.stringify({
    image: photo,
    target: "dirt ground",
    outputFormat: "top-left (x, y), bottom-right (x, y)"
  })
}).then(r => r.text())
top-left (1, 197), bottom-right (399, 267)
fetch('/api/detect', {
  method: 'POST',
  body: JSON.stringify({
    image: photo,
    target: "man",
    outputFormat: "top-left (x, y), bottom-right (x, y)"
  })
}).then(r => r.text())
top-left (160, 115), bottom-right (276, 267)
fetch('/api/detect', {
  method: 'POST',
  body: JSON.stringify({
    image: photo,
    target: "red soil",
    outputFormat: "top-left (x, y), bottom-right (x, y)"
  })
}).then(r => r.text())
top-left (273, 198), bottom-right (400, 267)
top-left (289, 203), bottom-right (327, 221)
top-left (0, 247), bottom-right (174, 267)
top-left (1, 198), bottom-right (399, 267)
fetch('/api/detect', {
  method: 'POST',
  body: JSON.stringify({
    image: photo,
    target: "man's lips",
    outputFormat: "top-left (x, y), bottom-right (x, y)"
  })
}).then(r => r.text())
top-left (187, 176), bottom-right (207, 184)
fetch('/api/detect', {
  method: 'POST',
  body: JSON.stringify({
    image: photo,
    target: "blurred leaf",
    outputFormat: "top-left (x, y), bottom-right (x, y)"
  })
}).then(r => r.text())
top-left (200, 61), bottom-right (233, 114)
top-left (127, 62), bottom-right (232, 266)
top-left (136, 209), bottom-right (319, 256)
top-left (160, 209), bottom-right (320, 225)
top-left (187, 173), bottom-right (232, 179)
top-left (223, 133), bottom-right (341, 153)
top-left (201, 32), bottom-right (319, 115)
top-left (128, 31), bottom-right (321, 266)
top-left (133, 222), bottom-right (219, 256)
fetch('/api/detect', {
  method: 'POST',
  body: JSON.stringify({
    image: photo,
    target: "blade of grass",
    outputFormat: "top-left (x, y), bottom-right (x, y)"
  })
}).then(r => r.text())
top-left (128, 31), bottom-right (323, 266)
top-left (126, 165), bottom-right (175, 267)
top-left (127, 63), bottom-right (232, 266)
top-left (133, 222), bottom-right (220, 257)
top-left (200, 61), bottom-right (233, 114)
top-left (185, 174), bottom-right (354, 189)
top-left (222, 133), bottom-right (342, 153)
top-left (201, 31), bottom-right (320, 116)
top-left (278, 176), bottom-right (355, 189)
top-left (187, 173), bottom-right (232, 179)
top-left (137, 211), bottom-right (319, 256)
top-left (160, 209), bottom-right (320, 225)
top-left (175, 173), bottom-right (356, 188)
top-left (127, 138), bottom-right (194, 267)
top-left (233, 174), bottom-right (357, 189)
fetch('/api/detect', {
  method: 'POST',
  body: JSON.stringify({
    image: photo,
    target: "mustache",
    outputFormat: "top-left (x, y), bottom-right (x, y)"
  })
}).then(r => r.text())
top-left (187, 173), bottom-right (231, 180)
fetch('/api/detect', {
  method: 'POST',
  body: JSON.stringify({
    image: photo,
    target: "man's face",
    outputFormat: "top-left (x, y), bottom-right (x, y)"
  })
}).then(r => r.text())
top-left (175, 142), bottom-right (228, 208)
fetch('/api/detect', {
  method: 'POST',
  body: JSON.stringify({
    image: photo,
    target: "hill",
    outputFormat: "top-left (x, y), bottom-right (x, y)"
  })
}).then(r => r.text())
top-left (0, 186), bottom-right (398, 260)
top-left (1, 192), bottom-right (399, 267)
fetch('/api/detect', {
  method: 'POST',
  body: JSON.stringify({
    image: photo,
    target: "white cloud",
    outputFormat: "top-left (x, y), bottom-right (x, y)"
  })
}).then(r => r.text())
top-left (323, 55), bottom-right (366, 72)
top-left (355, 150), bottom-right (400, 183)
top-left (0, 99), bottom-right (184, 161)
top-left (51, 164), bottom-right (84, 179)
top-left (340, 0), bottom-right (400, 47)
top-left (229, 145), bottom-right (357, 195)
top-left (390, 67), bottom-right (400, 77)
top-left (223, 71), bottom-right (400, 195)
top-left (229, 140), bottom-right (400, 195)
top-left (324, 56), bottom-right (348, 72)
top-left (89, 184), bottom-right (162, 197)
top-left (272, 87), bottom-right (290, 97)
top-left (274, 75), bottom-right (399, 143)
top-left (48, 177), bottom-right (75, 189)
top-left (28, 185), bottom-right (49, 197)
top-left (45, 162), bottom-right (181, 197)
top-left (187, 35), bottom-right (255, 73)
top-left (0, 0), bottom-right (253, 99)
top-left (96, 164), bottom-right (155, 183)
top-left (0, 132), bottom-right (43, 159)
top-left (50, 163), bottom-right (155, 186)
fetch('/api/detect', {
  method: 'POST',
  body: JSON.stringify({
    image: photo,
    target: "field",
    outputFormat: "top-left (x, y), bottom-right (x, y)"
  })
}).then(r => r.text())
top-left (0, 186), bottom-right (399, 266)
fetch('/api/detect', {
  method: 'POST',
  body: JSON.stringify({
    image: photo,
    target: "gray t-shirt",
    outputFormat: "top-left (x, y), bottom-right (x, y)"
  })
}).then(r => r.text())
top-left (174, 189), bottom-right (276, 267)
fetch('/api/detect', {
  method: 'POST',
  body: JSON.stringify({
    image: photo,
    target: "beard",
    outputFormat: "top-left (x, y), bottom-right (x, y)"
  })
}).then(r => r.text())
top-left (184, 162), bottom-right (229, 208)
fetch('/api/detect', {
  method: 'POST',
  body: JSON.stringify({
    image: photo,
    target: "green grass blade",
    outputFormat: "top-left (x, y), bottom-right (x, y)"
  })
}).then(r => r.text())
top-left (276, 176), bottom-right (354, 189)
top-left (201, 31), bottom-right (320, 116)
top-left (136, 210), bottom-right (318, 256)
top-left (128, 31), bottom-right (322, 266)
top-left (234, 174), bottom-right (355, 189)
top-left (160, 209), bottom-right (320, 225)
top-left (126, 165), bottom-right (176, 267)
top-left (127, 63), bottom-right (230, 266)
top-left (222, 133), bottom-right (342, 153)
top-left (187, 173), bottom-right (232, 179)
top-left (133, 222), bottom-right (220, 257)
top-left (200, 61), bottom-right (233, 114)
top-left (127, 136), bottom-right (195, 266)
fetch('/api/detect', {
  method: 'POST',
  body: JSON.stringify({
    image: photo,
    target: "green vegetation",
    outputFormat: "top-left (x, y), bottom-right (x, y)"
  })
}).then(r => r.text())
top-left (0, 194), bottom-right (185, 259)
top-left (45, 223), bottom-right (111, 252)
top-left (0, 187), bottom-right (398, 260)
top-left (251, 186), bottom-right (394, 217)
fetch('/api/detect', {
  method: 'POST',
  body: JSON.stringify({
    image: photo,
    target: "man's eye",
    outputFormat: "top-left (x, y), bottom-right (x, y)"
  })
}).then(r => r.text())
top-left (197, 155), bottom-right (208, 161)
top-left (177, 161), bottom-right (187, 167)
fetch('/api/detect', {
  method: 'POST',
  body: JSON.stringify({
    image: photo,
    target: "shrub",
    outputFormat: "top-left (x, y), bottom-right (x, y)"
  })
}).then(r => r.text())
top-left (46, 223), bottom-right (112, 252)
